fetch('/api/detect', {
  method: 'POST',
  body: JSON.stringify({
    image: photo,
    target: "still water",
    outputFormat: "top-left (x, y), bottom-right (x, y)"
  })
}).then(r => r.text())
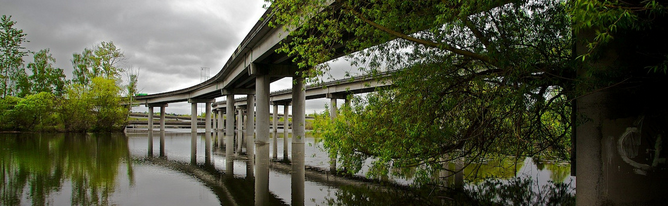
top-left (1, 132), bottom-right (575, 205)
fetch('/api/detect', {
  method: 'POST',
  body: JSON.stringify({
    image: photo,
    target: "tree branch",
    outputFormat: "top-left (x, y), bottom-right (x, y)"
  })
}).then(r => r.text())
top-left (344, 6), bottom-right (492, 64)
top-left (461, 16), bottom-right (494, 52)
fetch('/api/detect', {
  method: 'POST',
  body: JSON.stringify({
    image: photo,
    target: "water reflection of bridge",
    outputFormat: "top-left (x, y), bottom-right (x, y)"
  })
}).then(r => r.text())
top-left (141, 157), bottom-right (288, 206)
top-left (139, 132), bottom-right (392, 206)
top-left (131, 2), bottom-right (411, 204)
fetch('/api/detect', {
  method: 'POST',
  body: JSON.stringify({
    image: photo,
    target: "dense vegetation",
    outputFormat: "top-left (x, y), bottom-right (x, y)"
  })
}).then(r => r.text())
top-left (269, 0), bottom-right (668, 185)
top-left (0, 15), bottom-right (135, 132)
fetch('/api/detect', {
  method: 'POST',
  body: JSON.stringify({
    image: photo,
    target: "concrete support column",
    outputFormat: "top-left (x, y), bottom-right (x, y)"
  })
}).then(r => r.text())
top-left (212, 112), bottom-right (216, 131)
top-left (246, 94), bottom-right (255, 164)
top-left (218, 110), bottom-right (224, 131)
top-left (284, 103), bottom-right (290, 159)
top-left (191, 103), bottom-right (197, 134)
top-left (148, 106), bottom-right (154, 157)
top-left (237, 107), bottom-right (244, 154)
top-left (191, 102), bottom-right (197, 164)
top-left (218, 109), bottom-right (224, 147)
top-left (272, 103), bottom-right (278, 159)
top-left (225, 95), bottom-right (235, 174)
top-left (329, 98), bottom-right (337, 173)
top-left (292, 74), bottom-right (306, 206)
top-left (454, 157), bottom-right (464, 189)
top-left (255, 74), bottom-right (271, 206)
top-left (159, 106), bottom-right (165, 133)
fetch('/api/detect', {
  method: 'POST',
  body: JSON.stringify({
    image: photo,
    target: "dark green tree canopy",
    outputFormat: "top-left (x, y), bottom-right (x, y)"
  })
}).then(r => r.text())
top-left (27, 49), bottom-right (67, 96)
top-left (267, 0), bottom-right (668, 180)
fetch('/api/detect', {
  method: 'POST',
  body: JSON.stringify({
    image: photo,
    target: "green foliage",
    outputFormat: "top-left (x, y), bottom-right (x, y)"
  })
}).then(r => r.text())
top-left (0, 18), bottom-right (130, 132)
top-left (71, 41), bottom-right (124, 85)
top-left (568, 0), bottom-right (667, 65)
top-left (0, 15), bottom-right (29, 97)
top-left (27, 49), bottom-right (67, 96)
top-left (275, 0), bottom-right (577, 183)
top-left (0, 95), bottom-right (21, 130)
top-left (8, 92), bottom-right (56, 131)
top-left (61, 77), bottom-right (128, 132)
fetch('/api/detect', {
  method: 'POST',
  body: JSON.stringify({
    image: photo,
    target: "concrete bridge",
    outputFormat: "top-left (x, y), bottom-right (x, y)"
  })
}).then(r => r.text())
top-left (133, 2), bottom-right (668, 205)
top-left (133, 4), bottom-right (387, 205)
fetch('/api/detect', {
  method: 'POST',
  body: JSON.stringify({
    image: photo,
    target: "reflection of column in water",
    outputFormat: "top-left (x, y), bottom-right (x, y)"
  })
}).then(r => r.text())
top-left (205, 102), bottom-right (212, 165)
top-left (283, 103), bottom-right (290, 160)
top-left (160, 105), bottom-right (166, 157)
top-left (255, 143), bottom-right (269, 205)
top-left (217, 130), bottom-right (224, 151)
top-left (273, 103), bottom-right (278, 159)
top-left (160, 131), bottom-right (166, 158)
top-left (191, 102), bottom-right (198, 165)
top-left (246, 158), bottom-right (254, 178)
top-left (148, 131), bottom-right (154, 157)
top-left (205, 131), bottom-right (212, 165)
top-left (191, 133), bottom-right (197, 165)
top-left (148, 106), bottom-right (154, 157)
top-left (292, 143), bottom-right (305, 206)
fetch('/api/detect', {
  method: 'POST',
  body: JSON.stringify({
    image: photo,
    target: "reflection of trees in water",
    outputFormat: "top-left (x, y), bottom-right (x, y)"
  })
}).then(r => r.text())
top-left (545, 163), bottom-right (570, 184)
top-left (322, 177), bottom-right (574, 206)
top-left (0, 133), bottom-right (132, 205)
top-left (463, 157), bottom-right (524, 184)
top-left (466, 178), bottom-right (574, 206)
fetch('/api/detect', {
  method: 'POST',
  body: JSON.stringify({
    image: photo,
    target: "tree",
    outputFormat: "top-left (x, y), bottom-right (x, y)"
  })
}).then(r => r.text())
top-left (88, 76), bottom-right (128, 131)
top-left (71, 41), bottom-right (124, 85)
top-left (10, 92), bottom-right (56, 130)
top-left (124, 67), bottom-right (140, 109)
top-left (0, 15), bottom-right (29, 97)
top-left (60, 76), bottom-right (128, 132)
top-left (269, 0), bottom-right (668, 204)
top-left (271, 0), bottom-right (575, 177)
top-left (27, 49), bottom-right (68, 96)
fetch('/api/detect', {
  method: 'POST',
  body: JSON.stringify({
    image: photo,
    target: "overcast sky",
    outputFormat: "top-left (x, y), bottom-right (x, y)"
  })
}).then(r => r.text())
top-left (1, 0), bottom-right (359, 114)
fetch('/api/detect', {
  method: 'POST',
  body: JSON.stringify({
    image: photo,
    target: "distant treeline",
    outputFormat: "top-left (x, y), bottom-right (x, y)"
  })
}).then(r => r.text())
top-left (1, 15), bottom-right (135, 132)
